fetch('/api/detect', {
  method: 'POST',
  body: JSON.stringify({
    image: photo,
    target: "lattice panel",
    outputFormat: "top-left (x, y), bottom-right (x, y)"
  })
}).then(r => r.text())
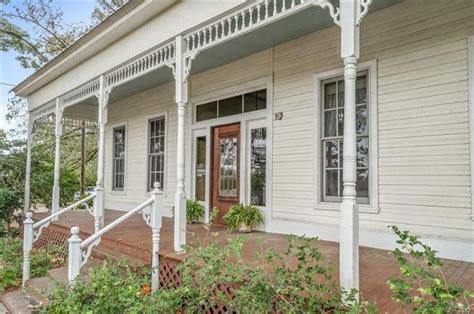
top-left (33, 225), bottom-right (69, 259)
top-left (159, 258), bottom-right (182, 289)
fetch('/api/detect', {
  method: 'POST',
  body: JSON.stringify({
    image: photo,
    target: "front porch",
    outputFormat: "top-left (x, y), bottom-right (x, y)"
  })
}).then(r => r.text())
top-left (33, 209), bottom-right (474, 312)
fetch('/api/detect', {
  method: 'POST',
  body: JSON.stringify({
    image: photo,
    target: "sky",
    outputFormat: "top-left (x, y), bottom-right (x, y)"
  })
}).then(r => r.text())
top-left (0, 0), bottom-right (97, 134)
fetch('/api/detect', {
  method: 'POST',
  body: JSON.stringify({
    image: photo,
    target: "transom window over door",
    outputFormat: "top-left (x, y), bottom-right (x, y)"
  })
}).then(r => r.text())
top-left (148, 116), bottom-right (166, 191)
top-left (112, 126), bottom-right (126, 191)
top-left (321, 73), bottom-right (369, 203)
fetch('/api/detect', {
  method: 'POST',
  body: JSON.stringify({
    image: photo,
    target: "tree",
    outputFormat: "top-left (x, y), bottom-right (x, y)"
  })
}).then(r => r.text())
top-left (0, 0), bottom-right (125, 214)
top-left (0, 0), bottom-right (126, 69)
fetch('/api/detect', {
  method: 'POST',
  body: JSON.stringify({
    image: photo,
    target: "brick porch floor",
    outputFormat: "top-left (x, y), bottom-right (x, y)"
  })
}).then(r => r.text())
top-left (34, 209), bottom-right (474, 313)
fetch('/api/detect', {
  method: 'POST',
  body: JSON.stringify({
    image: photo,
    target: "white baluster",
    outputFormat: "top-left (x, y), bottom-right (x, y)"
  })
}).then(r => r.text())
top-left (272, 0), bottom-right (276, 15)
top-left (220, 21), bottom-right (225, 38)
top-left (227, 18), bottom-right (232, 35)
top-left (234, 15), bottom-right (239, 32)
top-left (22, 212), bottom-right (33, 286)
top-left (265, 0), bottom-right (270, 18)
top-left (241, 11), bottom-right (246, 28)
top-left (257, 3), bottom-right (262, 22)
top-left (282, 0), bottom-right (287, 12)
top-left (68, 226), bottom-right (82, 284)
top-left (291, 0), bottom-right (296, 9)
top-left (150, 182), bottom-right (163, 292)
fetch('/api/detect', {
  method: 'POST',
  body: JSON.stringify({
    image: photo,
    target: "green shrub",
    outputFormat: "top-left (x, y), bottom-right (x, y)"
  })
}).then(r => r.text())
top-left (223, 203), bottom-right (263, 232)
top-left (154, 234), bottom-right (375, 313)
top-left (185, 199), bottom-right (205, 223)
top-left (0, 237), bottom-right (65, 293)
top-left (0, 188), bottom-right (21, 236)
top-left (47, 260), bottom-right (160, 313)
top-left (388, 226), bottom-right (474, 313)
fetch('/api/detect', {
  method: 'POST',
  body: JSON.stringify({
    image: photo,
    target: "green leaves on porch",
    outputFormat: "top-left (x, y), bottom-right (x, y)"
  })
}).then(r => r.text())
top-left (387, 226), bottom-right (474, 313)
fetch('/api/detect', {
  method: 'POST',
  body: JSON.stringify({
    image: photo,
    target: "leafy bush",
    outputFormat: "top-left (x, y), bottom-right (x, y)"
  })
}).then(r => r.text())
top-left (0, 237), bottom-right (66, 293)
top-left (47, 260), bottom-right (159, 313)
top-left (166, 234), bottom-right (374, 313)
top-left (0, 188), bottom-right (21, 236)
top-left (223, 203), bottom-right (263, 232)
top-left (186, 199), bottom-right (205, 223)
top-left (47, 235), bottom-right (373, 313)
top-left (388, 226), bottom-right (474, 313)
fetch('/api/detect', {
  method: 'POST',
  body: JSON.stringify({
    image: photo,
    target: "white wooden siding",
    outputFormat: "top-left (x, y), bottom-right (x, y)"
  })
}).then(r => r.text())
top-left (104, 0), bottom-right (473, 242)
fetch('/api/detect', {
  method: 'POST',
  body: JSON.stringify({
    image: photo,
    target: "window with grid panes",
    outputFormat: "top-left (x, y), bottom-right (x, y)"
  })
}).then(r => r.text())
top-left (321, 73), bottom-right (369, 203)
top-left (112, 126), bottom-right (126, 191)
top-left (148, 117), bottom-right (165, 191)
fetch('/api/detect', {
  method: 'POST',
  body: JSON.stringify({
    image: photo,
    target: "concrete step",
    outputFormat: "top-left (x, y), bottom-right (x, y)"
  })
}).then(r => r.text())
top-left (23, 277), bottom-right (59, 309)
top-left (0, 302), bottom-right (8, 313)
top-left (1, 291), bottom-right (41, 314)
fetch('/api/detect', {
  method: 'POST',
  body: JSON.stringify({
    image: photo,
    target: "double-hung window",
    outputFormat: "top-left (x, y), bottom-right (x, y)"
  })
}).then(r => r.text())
top-left (321, 73), bottom-right (370, 204)
top-left (112, 126), bottom-right (126, 191)
top-left (148, 116), bottom-right (166, 191)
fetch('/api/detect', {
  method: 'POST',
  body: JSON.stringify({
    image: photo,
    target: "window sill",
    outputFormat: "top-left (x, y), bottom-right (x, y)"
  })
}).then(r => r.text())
top-left (314, 203), bottom-right (380, 214)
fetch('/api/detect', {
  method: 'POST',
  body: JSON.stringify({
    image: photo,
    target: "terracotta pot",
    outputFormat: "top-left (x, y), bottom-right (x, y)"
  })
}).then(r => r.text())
top-left (238, 223), bottom-right (253, 233)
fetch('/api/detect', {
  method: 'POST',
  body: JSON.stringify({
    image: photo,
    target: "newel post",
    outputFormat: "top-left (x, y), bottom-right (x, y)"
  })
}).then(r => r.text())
top-left (22, 212), bottom-right (33, 286)
top-left (68, 226), bottom-right (82, 284)
top-left (150, 182), bottom-right (163, 292)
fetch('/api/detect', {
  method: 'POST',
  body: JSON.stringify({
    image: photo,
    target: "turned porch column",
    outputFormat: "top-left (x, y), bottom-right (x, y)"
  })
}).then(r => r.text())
top-left (174, 35), bottom-right (188, 252)
top-left (94, 75), bottom-right (109, 232)
top-left (338, 0), bottom-right (369, 299)
top-left (24, 118), bottom-right (33, 213)
top-left (52, 98), bottom-right (63, 221)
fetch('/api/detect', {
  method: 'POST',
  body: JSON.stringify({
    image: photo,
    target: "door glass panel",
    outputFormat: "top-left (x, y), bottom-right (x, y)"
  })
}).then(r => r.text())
top-left (250, 127), bottom-right (266, 206)
top-left (219, 137), bottom-right (238, 197)
top-left (195, 136), bottom-right (206, 201)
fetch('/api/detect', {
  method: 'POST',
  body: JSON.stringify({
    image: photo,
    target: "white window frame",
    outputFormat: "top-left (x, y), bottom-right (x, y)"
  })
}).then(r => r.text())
top-left (146, 112), bottom-right (168, 195)
top-left (111, 122), bottom-right (127, 194)
top-left (246, 119), bottom-right (268, 209)
top-left (191, 128), bottom-right (211, 222)
top-left (468, 35), bottom-right (474, 220)
top-left (313, 60), bottom-right (379, 214)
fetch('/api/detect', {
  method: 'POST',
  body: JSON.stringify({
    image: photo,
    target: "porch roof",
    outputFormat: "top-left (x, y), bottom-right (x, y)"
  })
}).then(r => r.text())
top-left (33, 209), bottom-right (474, 312)
top-left (24, 0), bottom-right (402, 118)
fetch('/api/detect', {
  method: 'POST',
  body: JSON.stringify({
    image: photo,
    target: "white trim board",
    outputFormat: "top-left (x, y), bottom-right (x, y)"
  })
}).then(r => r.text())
top-left (312, 59), bottom-right (379, 214)
top-left (468, 35), bottom-right (474, 220)
top-left (268, 218), bottom-right (474, 263)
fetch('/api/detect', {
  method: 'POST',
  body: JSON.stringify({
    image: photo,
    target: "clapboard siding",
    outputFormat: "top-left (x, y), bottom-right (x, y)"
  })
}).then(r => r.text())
top-left (271, 0), bottom-right (473, 241)
top-left (104, 0), bottom-right (473, 242)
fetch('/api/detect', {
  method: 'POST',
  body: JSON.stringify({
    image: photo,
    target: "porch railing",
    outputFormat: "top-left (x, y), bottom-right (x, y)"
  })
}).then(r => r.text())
top-left (67, 183), bottom-right (163, 292)
top-left (22, 193), bottom-right (96, 285)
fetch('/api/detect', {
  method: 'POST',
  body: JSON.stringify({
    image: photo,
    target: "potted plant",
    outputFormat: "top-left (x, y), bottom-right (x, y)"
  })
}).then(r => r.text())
top-left (186, 199), bottom-right (205, 223)
top-left (223, 203), bottom-right (263, 233)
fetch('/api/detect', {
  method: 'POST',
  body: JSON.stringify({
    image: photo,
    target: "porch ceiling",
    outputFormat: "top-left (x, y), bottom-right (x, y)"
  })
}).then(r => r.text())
top-left (97, 0), bottom-right (401, 106)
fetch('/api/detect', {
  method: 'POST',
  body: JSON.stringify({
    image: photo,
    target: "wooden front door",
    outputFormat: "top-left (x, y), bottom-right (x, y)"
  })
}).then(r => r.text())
top-left (212, 123), bottom-right (240, 224)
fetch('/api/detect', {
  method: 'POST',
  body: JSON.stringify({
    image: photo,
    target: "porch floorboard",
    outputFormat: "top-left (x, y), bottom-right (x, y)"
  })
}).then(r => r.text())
top-left (34, 209), bottom-right (474, 312)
